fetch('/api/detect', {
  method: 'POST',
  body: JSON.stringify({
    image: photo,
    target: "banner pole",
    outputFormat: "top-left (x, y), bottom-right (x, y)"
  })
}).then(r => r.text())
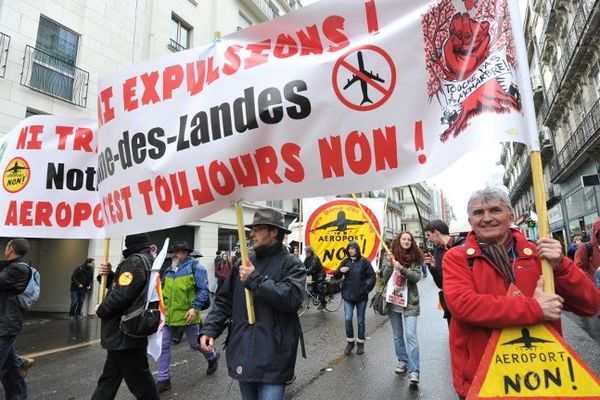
top-left (530, 151), bottom-right (554, 294)
top-left (351, 193), bottom-right (389, 253)
top-left (298, 199), bottom-right (303, 252)
top-left (234, 201), bottom-right (256, 325)
top-left (98, 238), bottom-right (110, 303)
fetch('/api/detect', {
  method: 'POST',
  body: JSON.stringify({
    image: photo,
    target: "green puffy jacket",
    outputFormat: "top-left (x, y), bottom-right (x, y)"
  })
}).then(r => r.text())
top-left (162, 257), bottom-right (209, 326)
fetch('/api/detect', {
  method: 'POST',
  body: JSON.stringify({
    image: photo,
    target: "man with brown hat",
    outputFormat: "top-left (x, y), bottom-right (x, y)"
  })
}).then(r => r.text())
top-left (156, 240), bottom-right (217, 393)
top-left (92, 233), bottom-right (159, 399)
top-left (199, 208), bottom-right (306, 400)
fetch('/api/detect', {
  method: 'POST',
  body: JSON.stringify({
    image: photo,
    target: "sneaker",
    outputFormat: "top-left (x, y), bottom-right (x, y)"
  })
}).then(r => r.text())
top-left (395, 363), bottom-right (407, 374)
top-left (344, 341), bottom-right (355, 356)
top-left (157, 379), bottom-right (171, 393)
top-left (20, 358), bottom-right (35, 377)
top-left (409, 372), bottom-right (420, 384)
top-left (206, 352), bottom-right (220, 375)
top-left (356, 342), bottom-right (364, 355)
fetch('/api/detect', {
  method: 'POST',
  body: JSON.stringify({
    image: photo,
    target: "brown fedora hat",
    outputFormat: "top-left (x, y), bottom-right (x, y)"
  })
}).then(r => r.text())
top-left (245, 208), bottom-right (292, 234)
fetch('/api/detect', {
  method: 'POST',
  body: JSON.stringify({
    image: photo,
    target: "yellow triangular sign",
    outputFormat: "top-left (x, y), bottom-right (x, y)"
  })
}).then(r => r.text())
top-left (468, 322), bottom-right (600, 399)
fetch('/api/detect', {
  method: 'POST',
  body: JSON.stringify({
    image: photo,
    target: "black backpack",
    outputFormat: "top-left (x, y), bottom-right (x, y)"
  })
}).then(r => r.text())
top-left (119, 254), bottom-right (161, 338)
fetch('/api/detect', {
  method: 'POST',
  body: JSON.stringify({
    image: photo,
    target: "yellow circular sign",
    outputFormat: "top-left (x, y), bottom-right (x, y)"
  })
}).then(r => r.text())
top-left (305, 200), bottom-right (380, 273)
top-left (3, 157), bottom-right (31, 193)
top-left (118, 272), bottom-right (133, 286)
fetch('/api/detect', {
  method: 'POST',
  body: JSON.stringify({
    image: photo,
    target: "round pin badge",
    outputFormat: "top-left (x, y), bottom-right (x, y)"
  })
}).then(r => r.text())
top-left (118, 272), bottom-right (133, 286)
top-left (466, 248), bottom-right (475, 256)
top-left (523, 248), bottom-right (533, 256)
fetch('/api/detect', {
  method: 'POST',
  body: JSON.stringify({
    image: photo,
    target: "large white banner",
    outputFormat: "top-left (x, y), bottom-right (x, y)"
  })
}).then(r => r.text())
top-left (94, 0), bottom-right (537, 237)
top-left (0, 116), bottom-right (101, 238)
top-left (1, 0), bottom-right (538, 239)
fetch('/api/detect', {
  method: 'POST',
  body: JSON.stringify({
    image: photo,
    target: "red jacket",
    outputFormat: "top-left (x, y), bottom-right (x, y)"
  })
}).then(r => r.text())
top-left (574, 218), bottom-right (600, 280)
top-left (443, 229), bottom-right (600, 397)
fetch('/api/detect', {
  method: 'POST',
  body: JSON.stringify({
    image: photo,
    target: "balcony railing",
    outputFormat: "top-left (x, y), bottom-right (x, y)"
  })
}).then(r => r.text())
top-left (20, 45), bottom-right (89, 108)
top-left (549, 96), bottom-right (600, 180)
top-left (168, 38), bottom-right (187, 52)
top-left (288, 0), bottom-right (301, 10)
top-left (542, 0), bottom-right (596, 122)
top-left (250, 0), bottom-right (279, 19)
top-left (0, 31), bottom-right (9, 78)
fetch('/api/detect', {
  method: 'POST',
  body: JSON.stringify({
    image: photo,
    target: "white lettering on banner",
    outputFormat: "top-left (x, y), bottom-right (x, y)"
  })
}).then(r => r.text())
top-left (440, 49), bottom-right (512, 106)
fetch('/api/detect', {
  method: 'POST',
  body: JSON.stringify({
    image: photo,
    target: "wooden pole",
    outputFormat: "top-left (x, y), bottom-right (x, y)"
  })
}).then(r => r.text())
top-left (98, 238), bottom-right (110, 303)
top-left (530, 151), bottom-right (554, 294)
top-left (351, 193), bottom-right (389, 253)
top-left (234, 202), bottom-right (256, 325)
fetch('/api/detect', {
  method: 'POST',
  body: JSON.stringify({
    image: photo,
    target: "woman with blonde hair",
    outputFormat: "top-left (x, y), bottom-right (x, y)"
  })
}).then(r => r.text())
top-left (385, 231), bottom-right (424, 384)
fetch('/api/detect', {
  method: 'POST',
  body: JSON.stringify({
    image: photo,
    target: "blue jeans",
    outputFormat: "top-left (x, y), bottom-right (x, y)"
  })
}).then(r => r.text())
top-left (69, 291), bottom-right (87, 316)
top-left (389, 311), bottom-right (419, 373)
top-left (343, 299), bottom-right (368, 341)
top-left (0, 335), bottom-right (27, 400)
top-left (157, 325), bottom-right (217, 381)
top-left (239, 382), bottom-right (285, 400)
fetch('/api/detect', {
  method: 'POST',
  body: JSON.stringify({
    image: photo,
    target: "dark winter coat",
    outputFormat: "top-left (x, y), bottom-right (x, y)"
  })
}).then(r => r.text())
top-left (70, 264), bottom-right (93, 293)
top-left (333, 247), bottom-right (375, 302)
top-left (304, 254), bottom-right (326, 282)
top-left (200, 243), bottom-right (306, 384)
top-left (429, 235), bottom-right (466, 290)
top-left (0, 257), bottom-right (31, 336)
top-left (96, 247), bottom-right (153, 351)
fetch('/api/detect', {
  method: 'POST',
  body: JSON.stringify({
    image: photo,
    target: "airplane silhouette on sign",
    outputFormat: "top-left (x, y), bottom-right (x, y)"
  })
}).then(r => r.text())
top-left (7, 160), bottom-right (28, 175)
top-left (310, 211), bottom-right (366, 233)
top-left (343, 51), bottom-right (385, 105)
top-left (501, 327), bottom-right (552, 349)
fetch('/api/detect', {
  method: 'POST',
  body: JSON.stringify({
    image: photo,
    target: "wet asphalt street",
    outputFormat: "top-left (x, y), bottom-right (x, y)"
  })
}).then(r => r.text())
top-left (8, 275), bottom-right (600, 399)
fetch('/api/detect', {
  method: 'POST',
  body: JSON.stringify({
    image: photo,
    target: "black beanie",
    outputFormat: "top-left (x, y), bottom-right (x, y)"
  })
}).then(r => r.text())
top-left (125, 233), bottom-right (150, 249)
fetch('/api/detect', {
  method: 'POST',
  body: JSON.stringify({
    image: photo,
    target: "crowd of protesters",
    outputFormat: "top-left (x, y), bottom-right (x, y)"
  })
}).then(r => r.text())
top-left (2, 192), bottom-right (600, 399)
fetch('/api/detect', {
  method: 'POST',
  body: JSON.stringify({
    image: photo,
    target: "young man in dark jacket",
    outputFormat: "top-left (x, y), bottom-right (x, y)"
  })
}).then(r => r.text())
top-left (423, 219), bottom-right (465, 326)
top-left (69, 258), bottom-right (94, 318)
top-left (333, 241), bottom-right (375, 355)
top-left (0, 238), bottom-right (32, 399)
top-left (91, 233), bottom-right (159, 400)
top-left (304, 246), bottom-right (327, 310)
top-left (199, 208), bottom-right (306, 400)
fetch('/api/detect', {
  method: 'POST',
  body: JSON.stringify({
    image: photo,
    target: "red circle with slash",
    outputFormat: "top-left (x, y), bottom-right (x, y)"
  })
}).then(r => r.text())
top-left (332, 44), bottom-right (396, 111)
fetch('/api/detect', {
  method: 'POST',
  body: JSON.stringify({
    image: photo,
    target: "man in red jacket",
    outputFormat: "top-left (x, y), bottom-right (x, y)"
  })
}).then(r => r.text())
top-left (574, 217), bottom-right (600, 280)
top-left (443, 187), bottom-right (600, 399)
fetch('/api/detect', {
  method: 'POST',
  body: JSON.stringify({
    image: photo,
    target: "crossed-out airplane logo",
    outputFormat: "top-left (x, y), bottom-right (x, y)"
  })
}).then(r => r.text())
top-left (305, 199), bottom-right (380, 273)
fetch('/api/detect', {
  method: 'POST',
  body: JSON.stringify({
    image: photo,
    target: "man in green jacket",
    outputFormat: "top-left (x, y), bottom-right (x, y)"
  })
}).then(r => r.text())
top-left (156, 241), bottom-right (218, 393)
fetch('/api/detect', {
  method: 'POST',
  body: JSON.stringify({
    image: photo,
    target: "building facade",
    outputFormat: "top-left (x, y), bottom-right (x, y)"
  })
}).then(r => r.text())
top-left (500, 0), bottom-right (600, 245)
top-left (0, 0), bottom-right (301, 312)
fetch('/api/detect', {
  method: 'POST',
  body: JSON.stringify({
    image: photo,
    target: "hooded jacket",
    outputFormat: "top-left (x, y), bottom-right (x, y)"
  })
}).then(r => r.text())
top-left (443, 229), bottom-right (600, 397)
top-left (333, 241), bottom-right (375, 302)
top-left (162, 256), bottom-right (209, 326)
top-left (574, 218), bottom-right (600, 280)
top-left (0, 257), bottom-right (30, 336)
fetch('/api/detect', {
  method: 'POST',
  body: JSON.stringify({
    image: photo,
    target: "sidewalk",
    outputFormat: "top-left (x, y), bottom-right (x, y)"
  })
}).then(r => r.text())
top-left (18, 312), bottom-right (102, 357)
